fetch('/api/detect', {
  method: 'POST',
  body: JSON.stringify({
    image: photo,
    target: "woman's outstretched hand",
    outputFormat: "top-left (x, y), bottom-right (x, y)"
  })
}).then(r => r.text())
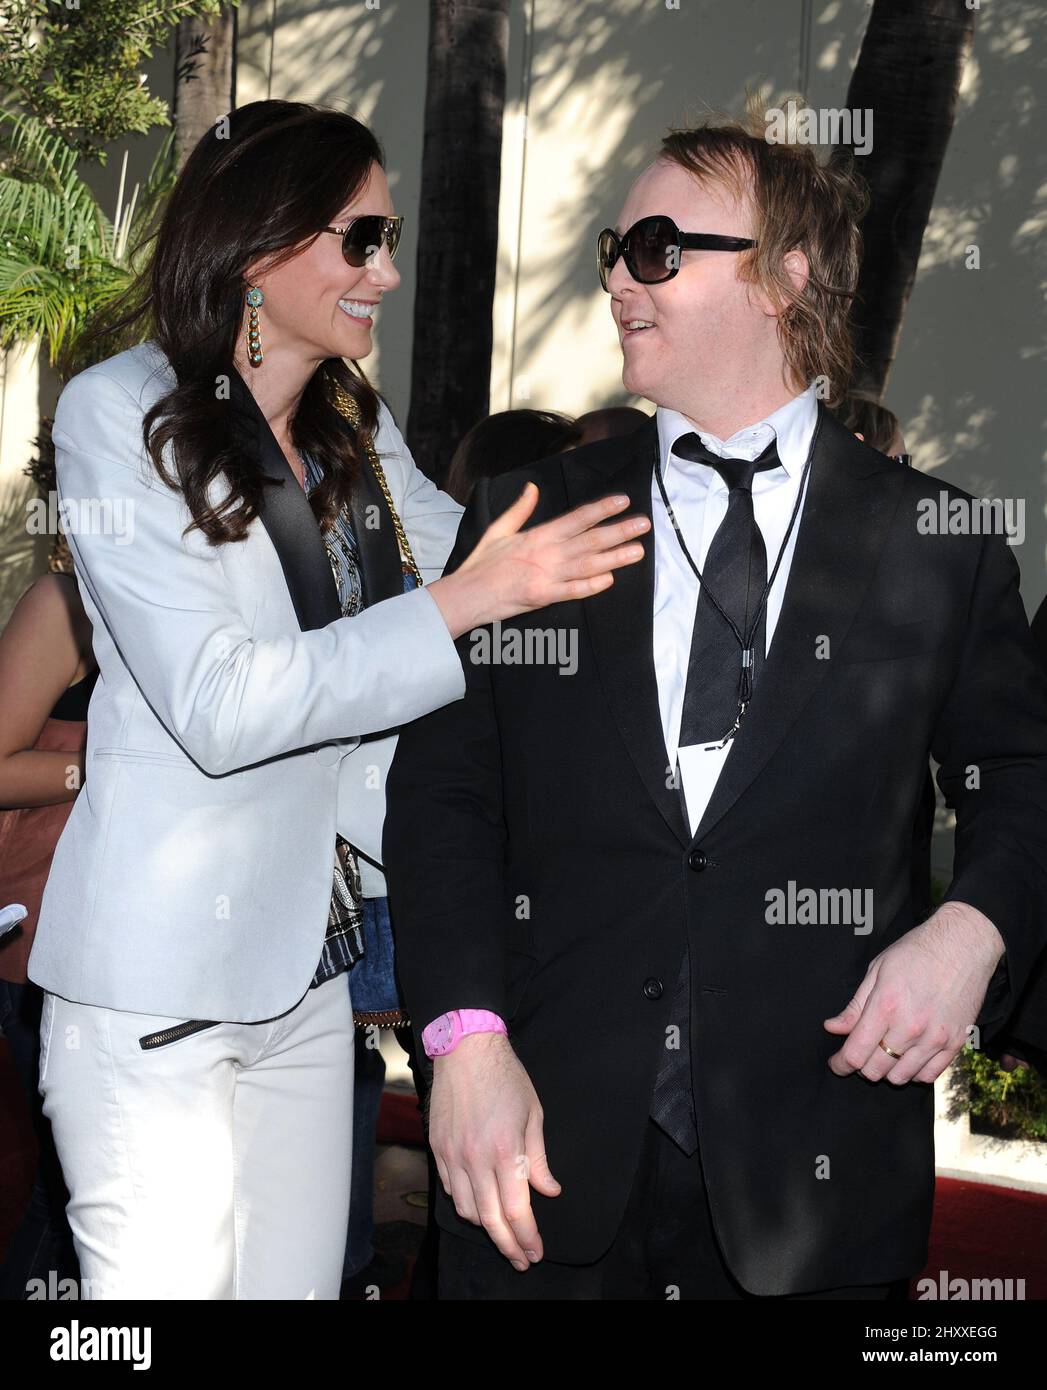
top-left (429, 484), bottom-right (650, 639)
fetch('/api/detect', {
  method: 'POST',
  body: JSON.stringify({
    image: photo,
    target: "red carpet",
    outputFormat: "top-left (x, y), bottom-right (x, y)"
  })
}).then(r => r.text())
top-left (2, 1038), bottom-right (1045, 1297)
top-left (377, 1087), bottom-right (426, 1148)
top-left (921, 1176), bottom-right (1047, 1300)
top-left (373, 1092), bottom-right (1047, 1298)
top-left (0, 1036), bottom-right (35, 1256)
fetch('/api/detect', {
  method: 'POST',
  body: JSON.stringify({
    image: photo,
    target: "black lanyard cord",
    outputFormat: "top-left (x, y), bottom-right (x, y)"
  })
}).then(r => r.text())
top-left (652, 429), bottom-right (816, 707)
top-left (653, 439), bottom-right (817, 661)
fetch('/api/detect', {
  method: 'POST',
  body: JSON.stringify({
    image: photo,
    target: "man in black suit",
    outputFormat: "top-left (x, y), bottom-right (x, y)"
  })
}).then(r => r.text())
top-left (384, 118), bottom-right (1047, 1299)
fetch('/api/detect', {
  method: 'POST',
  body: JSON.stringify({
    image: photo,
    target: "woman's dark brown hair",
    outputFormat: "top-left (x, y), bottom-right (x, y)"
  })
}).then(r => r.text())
top-left (95, 100), bottom-right (386, 545)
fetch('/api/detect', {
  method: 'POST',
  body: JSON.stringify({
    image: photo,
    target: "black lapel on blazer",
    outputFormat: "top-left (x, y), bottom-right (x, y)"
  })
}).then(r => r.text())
top-left (229, 367), bottom-right (341, 631)
top-left (564, 415), bottom-right (690, 848)
top-left (349, 444), bottom-right (404, 607)
top-left (690, 403), bottom-right (907, 844)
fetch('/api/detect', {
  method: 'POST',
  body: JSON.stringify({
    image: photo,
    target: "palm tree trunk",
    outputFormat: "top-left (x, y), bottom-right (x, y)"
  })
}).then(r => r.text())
top-left (173, 7), bottom-right (238, 171)
top-left (407, 0), bottom-right (510, 483)
top-left (845, 0), bottom-right (974, 397)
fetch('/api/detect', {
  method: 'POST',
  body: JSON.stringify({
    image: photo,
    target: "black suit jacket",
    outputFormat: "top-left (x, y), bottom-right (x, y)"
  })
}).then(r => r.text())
top-left (384, 405), bottom-right (1047, 1295)
top-left (983, 592), bottom-right (1047, 1068)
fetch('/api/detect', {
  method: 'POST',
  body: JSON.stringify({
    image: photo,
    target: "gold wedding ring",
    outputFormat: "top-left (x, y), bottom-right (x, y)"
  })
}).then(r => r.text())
top-left (878, 1038), bottom-right (903, 1060)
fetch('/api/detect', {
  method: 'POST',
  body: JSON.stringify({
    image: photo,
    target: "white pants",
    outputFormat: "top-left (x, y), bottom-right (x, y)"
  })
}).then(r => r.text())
top-left (38, 975), bottom-right (354, 1299)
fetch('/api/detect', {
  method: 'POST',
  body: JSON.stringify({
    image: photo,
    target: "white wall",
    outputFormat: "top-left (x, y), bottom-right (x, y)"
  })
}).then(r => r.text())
top-left (4, 0), bottom-right (1044, 630)
top-left (239, 0), bottom-right (1045, 615)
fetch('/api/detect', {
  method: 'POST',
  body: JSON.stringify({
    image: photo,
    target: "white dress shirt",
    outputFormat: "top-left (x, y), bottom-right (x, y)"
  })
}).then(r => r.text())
top-left (652, 385), bottom-right (819, 836)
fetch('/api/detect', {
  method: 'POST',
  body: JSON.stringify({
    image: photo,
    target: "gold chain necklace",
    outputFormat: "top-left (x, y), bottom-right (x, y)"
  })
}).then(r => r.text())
top-left (329, 380), bottom-right (424, 588)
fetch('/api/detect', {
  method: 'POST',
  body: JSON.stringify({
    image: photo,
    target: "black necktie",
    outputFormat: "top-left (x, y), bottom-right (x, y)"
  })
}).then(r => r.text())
top-left (673, 434), bottom-right (781, 747)
top-left (648, 434), bottom-right (782, 1157)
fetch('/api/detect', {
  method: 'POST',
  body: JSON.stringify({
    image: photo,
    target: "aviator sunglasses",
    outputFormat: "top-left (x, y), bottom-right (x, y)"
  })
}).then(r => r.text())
top-left (597, 214), bottom-right (756, 291)
top-left (320, 214), bottom-right (404, 267)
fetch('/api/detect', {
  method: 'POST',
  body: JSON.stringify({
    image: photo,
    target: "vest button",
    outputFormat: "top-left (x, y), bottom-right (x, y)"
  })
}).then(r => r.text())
top-left (643, 978), bottom-right (664, 1000)
top-left (687, 848), bottom-right (708, 872)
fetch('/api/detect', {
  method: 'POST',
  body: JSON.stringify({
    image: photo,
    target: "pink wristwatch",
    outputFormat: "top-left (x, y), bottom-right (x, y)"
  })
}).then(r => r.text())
top-left (421, 1009), bottom-right (507, 1057)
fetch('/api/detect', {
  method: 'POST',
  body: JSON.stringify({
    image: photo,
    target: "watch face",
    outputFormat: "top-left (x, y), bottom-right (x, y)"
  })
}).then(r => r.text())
top-left (426, 1013), bottom-right (455, 1053)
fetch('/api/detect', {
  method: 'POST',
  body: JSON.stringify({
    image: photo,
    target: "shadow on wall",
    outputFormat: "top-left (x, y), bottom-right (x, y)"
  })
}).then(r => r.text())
top-left (2, 0), bottom-right (1042, 624)
top-left (494, 0), bottom-right (813, 410)
top-left (887, 0), bottom-right (1046, 616)
top-left (0, 467), bottom-right (43, 624)
top-left (504, 0), bottom-right (1044, 626)
top-left (236, 0), bottom-right (417, 412)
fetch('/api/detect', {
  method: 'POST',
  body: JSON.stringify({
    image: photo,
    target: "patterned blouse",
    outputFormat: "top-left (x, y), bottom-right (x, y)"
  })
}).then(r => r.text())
top-left (304, 451), bottom-right (366, 987)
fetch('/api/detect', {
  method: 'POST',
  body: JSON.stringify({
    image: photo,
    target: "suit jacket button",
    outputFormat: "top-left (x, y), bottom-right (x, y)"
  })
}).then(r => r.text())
top-left (643, 978), bottom-right (664, 1000)
top-left (314, 744), bottom-right (340, 766)
top-left (687, 848), bottom-right (708, 872)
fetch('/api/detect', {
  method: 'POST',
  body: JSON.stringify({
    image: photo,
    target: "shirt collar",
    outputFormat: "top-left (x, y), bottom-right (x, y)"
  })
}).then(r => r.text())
top-left (656, 383), bottom-right (819, 481)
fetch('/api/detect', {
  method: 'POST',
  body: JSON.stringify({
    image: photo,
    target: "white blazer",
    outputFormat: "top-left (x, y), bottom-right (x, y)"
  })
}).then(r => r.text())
top-left (28, 343), bottom-right (465, 1021)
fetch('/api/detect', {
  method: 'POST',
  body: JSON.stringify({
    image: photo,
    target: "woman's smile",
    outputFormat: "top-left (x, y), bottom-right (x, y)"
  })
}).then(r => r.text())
top-left (337, 296), bottom-right (380, 322)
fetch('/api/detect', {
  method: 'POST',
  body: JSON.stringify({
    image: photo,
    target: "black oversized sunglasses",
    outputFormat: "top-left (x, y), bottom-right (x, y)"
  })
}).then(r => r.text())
top-left (320, 214), bottom-right (404, 267)
top-left (597, 214), bottom-right (756, 291)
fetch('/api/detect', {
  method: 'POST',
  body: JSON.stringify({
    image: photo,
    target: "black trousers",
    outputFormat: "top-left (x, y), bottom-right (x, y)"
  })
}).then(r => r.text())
top-left (0, 980), bottom-right (79, 1300)
top-left (438, 1116), bottom-right (910, 1300)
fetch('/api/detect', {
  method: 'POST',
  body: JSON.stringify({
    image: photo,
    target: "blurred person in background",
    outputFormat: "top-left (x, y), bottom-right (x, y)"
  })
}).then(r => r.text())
top-left (837, 389), bottom-right (908, 461)
top-left (574, 406), bottom-right (649, 446)
top-left (0, 476), bottom-right (93, 1299)
top-left (444, 410), bottom-right (582, 505)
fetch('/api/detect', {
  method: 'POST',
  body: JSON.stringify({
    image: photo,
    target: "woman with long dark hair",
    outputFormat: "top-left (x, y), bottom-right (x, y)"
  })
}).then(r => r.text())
top-left (27, 100), bottom-right (648, 1299)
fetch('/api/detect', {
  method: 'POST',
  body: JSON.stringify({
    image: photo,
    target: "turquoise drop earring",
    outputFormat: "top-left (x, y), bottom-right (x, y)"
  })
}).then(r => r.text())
top-left (246, 286), bottom-right (264, 366)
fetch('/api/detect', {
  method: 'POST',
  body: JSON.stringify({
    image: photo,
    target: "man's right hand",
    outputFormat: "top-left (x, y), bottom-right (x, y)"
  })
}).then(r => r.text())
top-left (429, 1032), bottom-right (561, 1271)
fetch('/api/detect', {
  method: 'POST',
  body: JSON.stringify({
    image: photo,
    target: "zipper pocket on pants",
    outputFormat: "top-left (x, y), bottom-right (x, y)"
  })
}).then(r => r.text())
top-left (138, 1019), bottom-right (220, 1050)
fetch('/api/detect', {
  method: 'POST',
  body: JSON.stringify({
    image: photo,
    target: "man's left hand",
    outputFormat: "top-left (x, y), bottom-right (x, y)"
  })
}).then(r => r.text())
top-left (823, 902), bottom-right (1005, 1085)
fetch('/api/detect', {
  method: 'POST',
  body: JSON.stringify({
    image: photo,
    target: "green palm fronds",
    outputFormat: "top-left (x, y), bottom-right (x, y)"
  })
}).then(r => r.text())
top-left (0, 108), bottom-right (174, 365)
